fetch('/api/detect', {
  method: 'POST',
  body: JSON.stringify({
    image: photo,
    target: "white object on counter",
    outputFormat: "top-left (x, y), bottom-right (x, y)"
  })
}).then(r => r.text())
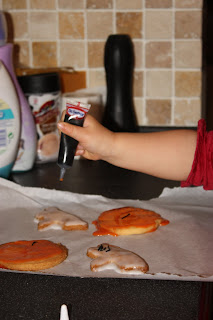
top-left (0, 10), bottom-right (37, 173)
top-left (18, 72), bottom-right (61, 164)
top-left (62, 87), bottom-right (105, 123)
top-left (0, 43), bottom-right (37, 172)
top-left (60, 305), bottom-right (69, 320)
top-left (0, 61), bottom-right (20, 178)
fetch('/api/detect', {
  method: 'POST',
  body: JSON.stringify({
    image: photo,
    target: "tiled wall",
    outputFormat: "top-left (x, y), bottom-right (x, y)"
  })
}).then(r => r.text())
top-left (1, 0), bottom-right (203, 126)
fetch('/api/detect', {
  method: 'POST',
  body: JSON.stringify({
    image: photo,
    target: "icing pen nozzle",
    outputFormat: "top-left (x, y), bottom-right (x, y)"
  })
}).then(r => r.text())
top-left (59, 167), bottom-right (66, 182)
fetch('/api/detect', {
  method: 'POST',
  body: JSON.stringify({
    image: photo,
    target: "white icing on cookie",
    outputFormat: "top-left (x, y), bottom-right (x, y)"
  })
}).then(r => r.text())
top-left (87, 243), bottom-right (149, 274)
top-left (35, 207), bottom-right (88, 231)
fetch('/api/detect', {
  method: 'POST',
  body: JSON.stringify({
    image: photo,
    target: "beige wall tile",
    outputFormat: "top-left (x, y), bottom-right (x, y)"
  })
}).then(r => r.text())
top-left (87, 0), bottom-right (113, 9)
top-left (8, 12), bottom-right (28, 39)
top-left (2, 0), bottom-right (27, 10)
top-left (30, 0), bottom-right (56, 9)
top-left (145, 0), bottom-right (172, 8)
top-left (88, 69), bottom-right (106, 88)
top-left (60, 41), bottom-right (85, 68)
top-left (4, 13), bottom-right (13, 42)
top-left (87, 11), bottom-right (113, 40)
top-left (58, 0), bottom-right (85, 9)
top-left (145, 11), bottom-right (173, 39)
top-left (4, 1), bottom-right (203, 127)
top-left (13, 41), bottom-right (29, 67)
top-left (175, 40), bottom-right (201, 68)
top-left (175, 11), bottom-right (202, 39)
top-left (116, 12), bottom-right (143, 39)
top-left (32, 42), bottom-right (57, 67)
top-left (146, 70), bottom-right (172, 97)
top-left (175, 0), bottom-right (203, 9)
top-left (88, 41), bottom-right (105, 68)
top-left (59, 12), bottom-right (84, 39)
top-left (116, 0), bottom-right (142, 9)
top-left (30, 12), bottom-right (57, 40)
top-left (174, 99), bottom-right (201, 126)
top-left (146, 41), bottom-right (172, 68)
top-left (133, 71), bottom-right (143, 97)
top-left (146, 99), bottom-right (171, 125)
top-left (133, 41), bottom-right (143, 69)
top-left (134, 98), bottom-right (144, 126)
top-left (175, 71), bottom-right (201, 97)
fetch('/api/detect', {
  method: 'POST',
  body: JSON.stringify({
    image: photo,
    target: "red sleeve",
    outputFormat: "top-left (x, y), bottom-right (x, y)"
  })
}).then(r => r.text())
top-left (181, 119), bottom-right (213, 190)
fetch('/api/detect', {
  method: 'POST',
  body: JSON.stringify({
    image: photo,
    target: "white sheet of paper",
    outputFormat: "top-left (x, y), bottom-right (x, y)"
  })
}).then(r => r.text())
top-left (0, 177), bottom-right (212, 281)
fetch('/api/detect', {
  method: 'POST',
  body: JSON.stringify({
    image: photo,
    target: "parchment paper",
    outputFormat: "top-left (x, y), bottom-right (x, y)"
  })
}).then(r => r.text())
top-left (0, 177), bottom-right (212, 282)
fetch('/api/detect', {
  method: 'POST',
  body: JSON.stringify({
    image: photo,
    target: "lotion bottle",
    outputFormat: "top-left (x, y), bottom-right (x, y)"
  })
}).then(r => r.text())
top-left (0, 61), bottom-right (21, 178)
top-left (0, 10), bottom-right (37, 172)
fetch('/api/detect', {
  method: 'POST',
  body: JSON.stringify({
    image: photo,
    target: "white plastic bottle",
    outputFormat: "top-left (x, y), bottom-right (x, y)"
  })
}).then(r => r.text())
top-left (0, 61), bottom-right (21, 178)
top-left (0, 10), bottom-right (37, 172)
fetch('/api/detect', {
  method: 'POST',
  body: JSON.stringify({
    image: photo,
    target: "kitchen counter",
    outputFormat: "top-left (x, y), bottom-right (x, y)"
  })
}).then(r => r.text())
top-left (0, 160), bottom-right (212, 320)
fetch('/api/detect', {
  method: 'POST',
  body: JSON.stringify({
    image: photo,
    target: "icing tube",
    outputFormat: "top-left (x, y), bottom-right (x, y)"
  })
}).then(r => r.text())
top-left (57, 99), bottom-right (91, 181)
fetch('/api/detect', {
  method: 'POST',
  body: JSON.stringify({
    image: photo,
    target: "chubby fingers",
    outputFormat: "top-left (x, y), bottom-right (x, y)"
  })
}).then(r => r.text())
top-left (75, 144), bottom-right (85, 156)
top-left (57, 114), bottom-right (96, 143)
top-left (57, 114), bottom-right (114, 161)
top-left (57, 121), bottom-right (85, 143)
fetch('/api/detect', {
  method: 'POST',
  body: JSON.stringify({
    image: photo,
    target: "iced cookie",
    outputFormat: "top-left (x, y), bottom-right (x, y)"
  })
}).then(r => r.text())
top-left (35, 207), bottom-right (88, 231)
top-left (93, 206), bottom-right (169, 236)
top-left (87, 243), bottom-right (149, 274)
top-left (0, 240), bottom-right (68, 271)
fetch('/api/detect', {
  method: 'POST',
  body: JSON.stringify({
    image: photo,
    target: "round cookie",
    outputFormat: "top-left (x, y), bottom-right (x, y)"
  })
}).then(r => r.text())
top-left (0, 240), bottom-right (68, 271)
top-left (93, 206), bottom-right (169, 236)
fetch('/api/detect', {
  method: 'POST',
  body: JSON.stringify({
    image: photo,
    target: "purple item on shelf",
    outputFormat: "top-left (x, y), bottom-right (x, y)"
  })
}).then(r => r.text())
top-left (0, 43), bottom-right (37, 171)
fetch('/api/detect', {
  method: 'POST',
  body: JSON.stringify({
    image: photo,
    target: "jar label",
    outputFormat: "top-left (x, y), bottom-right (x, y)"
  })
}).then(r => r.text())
top-left (27, 92), bottom-right (61, 163)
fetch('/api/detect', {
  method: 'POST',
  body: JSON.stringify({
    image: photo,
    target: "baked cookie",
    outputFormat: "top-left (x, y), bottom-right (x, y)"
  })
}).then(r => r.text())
top-left (0, 240), bottom-right (68, 271)
top-left (93, 206), bottom-right (169, 236)
top-left (87, 243), bottom-right (149, 274)
top-left (35, 207), bottom-right (88, 231)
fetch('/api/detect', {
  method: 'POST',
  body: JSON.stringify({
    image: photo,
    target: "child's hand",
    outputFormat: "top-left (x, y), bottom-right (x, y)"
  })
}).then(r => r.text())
top-left (57, 114), bottom-right (115, 161)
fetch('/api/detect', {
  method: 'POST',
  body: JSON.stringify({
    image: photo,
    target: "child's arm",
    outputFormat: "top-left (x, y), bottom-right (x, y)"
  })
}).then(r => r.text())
top-left (110, 129), bottom-right (197, 181)
top-left (57, 114), bottom-right (197, 181)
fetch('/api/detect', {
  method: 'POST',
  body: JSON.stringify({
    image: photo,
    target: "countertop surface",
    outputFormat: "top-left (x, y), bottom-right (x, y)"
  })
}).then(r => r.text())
top-left (10, 159), bottom-right (180, 200)
top-left (0, 160), bottom-right (212, 320)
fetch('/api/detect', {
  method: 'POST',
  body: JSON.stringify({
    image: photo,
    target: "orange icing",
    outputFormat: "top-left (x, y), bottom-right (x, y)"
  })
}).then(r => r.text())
top-left (0, 240), bottom-right (63, 263)
top-left (93, 207), bottom-right (169, 236)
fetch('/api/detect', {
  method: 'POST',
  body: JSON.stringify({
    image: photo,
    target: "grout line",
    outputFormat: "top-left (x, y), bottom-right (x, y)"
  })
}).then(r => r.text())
top-left (171, 0), bottom-right (175, 126)
top-left (26, 0), bottom-right (33, 67)
top-left (145, 96), bottom-right (201, 100)
top-left (142, 0), bottom-right (147, 125)
top-left (84, 0), bottom-right (89, 88)
top-left (56, 0), bottom-right (60, 67)
top-left (113, 0), bottom-right (116, 33)
top-left (4, 8), bottom-right (202, 12)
